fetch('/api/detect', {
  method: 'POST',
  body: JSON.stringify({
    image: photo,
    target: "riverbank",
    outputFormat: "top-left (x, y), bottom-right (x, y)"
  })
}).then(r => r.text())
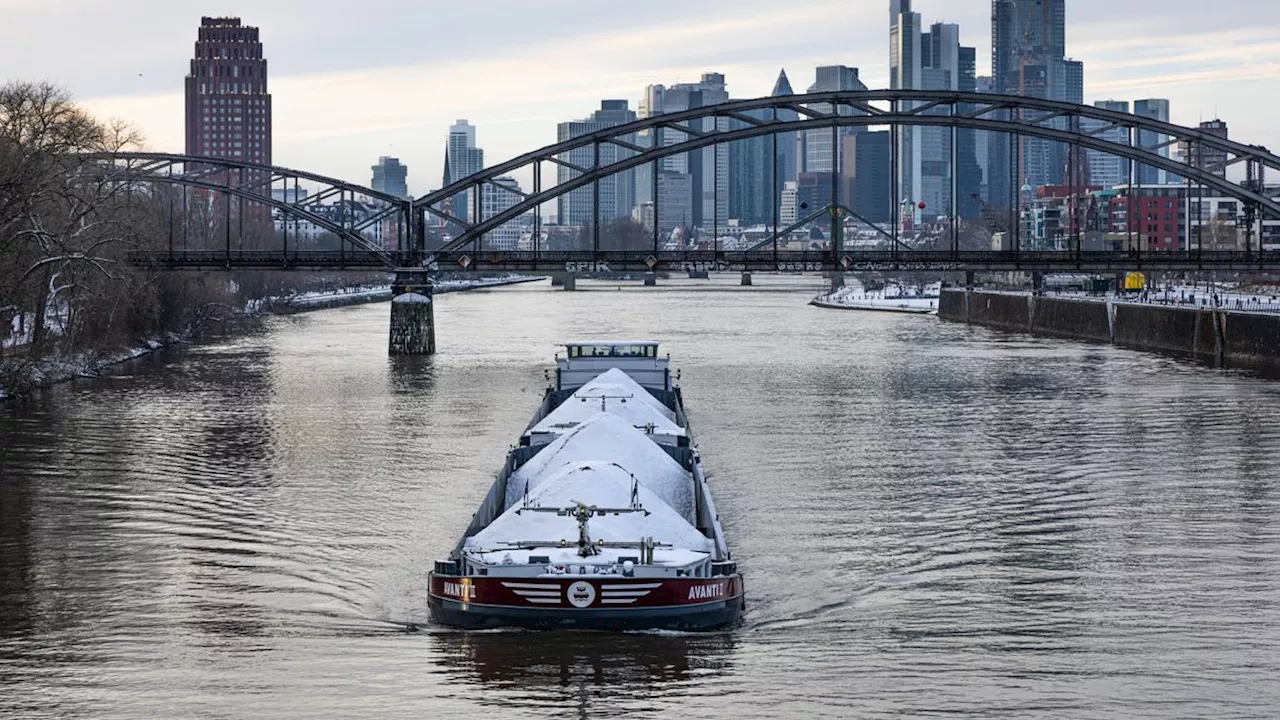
top-left (252, 275), bottom-right (545, 313)
top-left (939, 288), bottom-right (1280, 374)
top-left (0, 275), bottom-right (544, 401)
top-left (0, 336), bottom-right (180, 402)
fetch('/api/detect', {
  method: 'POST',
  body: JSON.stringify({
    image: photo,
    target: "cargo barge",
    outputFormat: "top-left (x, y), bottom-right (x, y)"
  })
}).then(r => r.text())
top-left (428, 341), bottom-right (743, 631)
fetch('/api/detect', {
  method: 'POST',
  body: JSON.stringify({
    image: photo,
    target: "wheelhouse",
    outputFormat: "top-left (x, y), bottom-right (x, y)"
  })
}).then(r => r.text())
top-left (557, 341), bottom-right (670, 392)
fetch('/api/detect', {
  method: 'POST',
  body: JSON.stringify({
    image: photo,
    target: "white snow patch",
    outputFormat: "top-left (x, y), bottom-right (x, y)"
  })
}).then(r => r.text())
top-left (467, 461), bottom-right (712, 554)
top-left (506, 413), bottom-right (695, 521)
top-left (578, 368), bottom-right (675, 420)
top-left (528, 370), bottom-right (683, 442)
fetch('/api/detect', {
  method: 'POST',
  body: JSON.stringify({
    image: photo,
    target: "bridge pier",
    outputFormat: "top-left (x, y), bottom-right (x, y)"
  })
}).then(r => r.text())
top-left (741, 272), bottom-right (753, 286)
top-left (1032, 272), bottom-right (1045, 295)
top-left (550, 273), bottom-right (564, 287)
top-left (389, 273), bottom-right (435, 356)
top-left (644, 272), bottom-right (657, 287)
top-left (563, 271), bottom-right (577, 291)
top-left (829, 272), bottom-right (845, 291)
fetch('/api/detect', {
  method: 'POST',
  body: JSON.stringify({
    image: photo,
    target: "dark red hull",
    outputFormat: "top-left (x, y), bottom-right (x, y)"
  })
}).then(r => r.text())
top-left (428, 573), bottom-right (745, 631)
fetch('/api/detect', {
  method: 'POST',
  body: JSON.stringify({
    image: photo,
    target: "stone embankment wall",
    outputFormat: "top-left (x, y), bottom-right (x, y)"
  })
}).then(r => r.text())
top-left (939, 289), bottom-right (1280, 373)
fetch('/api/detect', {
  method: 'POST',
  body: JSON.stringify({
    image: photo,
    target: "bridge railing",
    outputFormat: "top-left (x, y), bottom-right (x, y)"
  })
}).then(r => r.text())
top-left (126, 248), bottom-right (1280, 272)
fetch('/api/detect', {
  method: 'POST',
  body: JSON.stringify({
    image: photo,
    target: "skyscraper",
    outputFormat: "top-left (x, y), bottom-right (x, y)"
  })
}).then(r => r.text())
top-left (184, 17), bottom-right (272, 165)
top-left (890, 1), bottom-right (921, 92)
top-left (728, 124), bottom-right (771, 227)
top-left (990, 0), bottom-right (1085, 202)
top-left (726, 69), bottom-right (799, 228)
top-left (842, 131), bottom-right (892, 223)
top-left (890, 3), bottom-right (980, 220)
top-left (636, 73), bottom-right (731, 229)
top-left (442, 120), bottom-right (484, 222)
top-left (1134, 99), bottom-right (1173, 184)
top-left (803, 66), bottom-right (868, 176)
top-left (955, 46), bottom-right (983, 218)
top-left (918, 22), bottom-right (962, 219)
top-left (371, 156), bottom-right (409, 199)
top-left (556, 100), bottom-right (638, 230)
top-left (771, 69), bottom-right (799, 190)
top-left (1083, 100), bottom-right (1131, 189)
top-left (480, 177), bottom-right (524, 250)
top-left (890, 1), bottom-right (923, 209)
top-left (974, 75), bottom-right (994, 203)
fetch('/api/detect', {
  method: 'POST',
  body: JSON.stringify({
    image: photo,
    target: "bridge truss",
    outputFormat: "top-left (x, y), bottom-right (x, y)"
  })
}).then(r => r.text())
top-left (105, 91), bottom-right (1280, 273)
top-left (87, 153), bottom-right (415, 268)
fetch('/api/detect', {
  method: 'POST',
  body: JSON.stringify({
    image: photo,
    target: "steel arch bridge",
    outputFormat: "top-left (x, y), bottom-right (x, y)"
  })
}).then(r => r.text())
top-left (87, 153), bottom-right (414, 268)
top-left (107, 91), bottom-right (1280, 273)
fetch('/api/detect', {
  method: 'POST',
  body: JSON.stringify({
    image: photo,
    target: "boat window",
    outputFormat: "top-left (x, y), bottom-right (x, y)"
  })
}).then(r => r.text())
top-left (567, 344), bottom-right (657, 358)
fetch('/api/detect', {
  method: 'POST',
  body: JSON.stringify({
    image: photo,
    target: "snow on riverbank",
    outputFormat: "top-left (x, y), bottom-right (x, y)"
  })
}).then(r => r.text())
top-left (1023, 286), bottom-right (1280, 316)
top-left (1, 336), bottom-right (180, 401)
top-left (247, 275), bottom-right (544, 313)
top-left (2, 275), bottom-right (543, 401)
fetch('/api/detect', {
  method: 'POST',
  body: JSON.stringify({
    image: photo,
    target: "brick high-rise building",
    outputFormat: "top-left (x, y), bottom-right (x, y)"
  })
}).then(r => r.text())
top-left (184, 17), bottom-right (272, 165)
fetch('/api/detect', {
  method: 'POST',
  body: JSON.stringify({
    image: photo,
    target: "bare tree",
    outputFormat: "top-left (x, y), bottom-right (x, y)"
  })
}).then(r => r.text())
top-left (0, 81), bottom-right (400, 396)
top-left (1, 81), bottom-right (149, 351)
top-left (598, 218), bottom-right (652, 252)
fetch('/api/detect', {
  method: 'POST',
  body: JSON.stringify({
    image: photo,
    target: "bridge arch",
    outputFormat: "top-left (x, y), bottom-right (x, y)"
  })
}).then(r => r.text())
top-left (416, 91), bottom-right (1280, 254)
top-left (86, 153), bottom-right (414, 266)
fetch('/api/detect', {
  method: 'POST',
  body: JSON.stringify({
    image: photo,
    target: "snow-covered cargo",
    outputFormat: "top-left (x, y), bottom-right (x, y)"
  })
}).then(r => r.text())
top-left (505, 413), bottom-right (695, 521)
top-left (524, 372), bottom-right (687, 446)
top-left (469, 461), bottom-right (712, 556)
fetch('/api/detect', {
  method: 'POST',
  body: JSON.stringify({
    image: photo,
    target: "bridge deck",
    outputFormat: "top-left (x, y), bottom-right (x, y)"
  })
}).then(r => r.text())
top-left (127, 250), bottom-right (1280, 273)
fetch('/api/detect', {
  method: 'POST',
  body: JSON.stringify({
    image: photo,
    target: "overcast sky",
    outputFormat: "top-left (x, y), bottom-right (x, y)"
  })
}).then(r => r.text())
top-left (3, 0), bottom-right (1279, 195)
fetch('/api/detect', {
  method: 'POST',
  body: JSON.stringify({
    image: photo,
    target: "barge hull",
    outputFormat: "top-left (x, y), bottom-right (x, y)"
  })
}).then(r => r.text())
top-left (428, 595), bottom-right (744, 631)
top-left (427, 573), bottom-right (745, 631)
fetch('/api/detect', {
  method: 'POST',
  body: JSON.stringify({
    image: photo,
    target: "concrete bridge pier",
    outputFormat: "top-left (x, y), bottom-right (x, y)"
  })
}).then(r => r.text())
top-left (644, 272), bottom-right (657, 287)
top-left (563, 271), bottom-right (577, 291)
top-left (389, 272), bottom-right (435, 355)
top-left (829, 271), bottom-right (845, 291)
top-left (550, 273), bottom-right (564, 287)
top-left (741, 272), bottom-right (753, 286)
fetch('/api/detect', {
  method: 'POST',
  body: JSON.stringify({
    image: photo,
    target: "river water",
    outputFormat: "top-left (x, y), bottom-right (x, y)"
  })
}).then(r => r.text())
top-left (2, 275), bottom-right (1279, 719)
